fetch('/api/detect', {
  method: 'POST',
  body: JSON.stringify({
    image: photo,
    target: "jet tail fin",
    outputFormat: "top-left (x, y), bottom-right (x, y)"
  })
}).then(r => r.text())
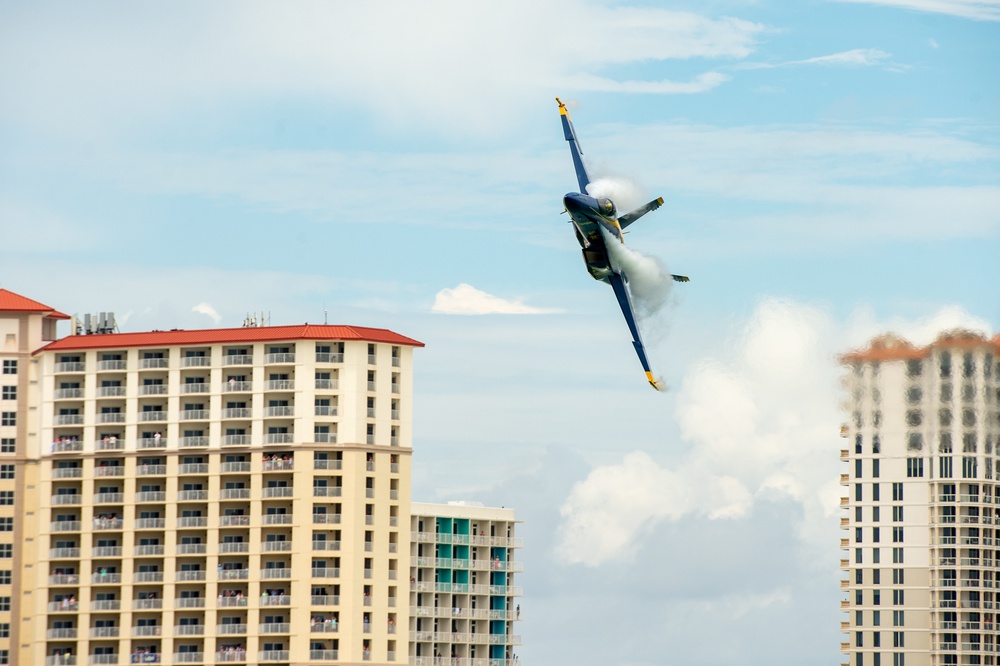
top-left (618, 197), bottom-right (664, 229)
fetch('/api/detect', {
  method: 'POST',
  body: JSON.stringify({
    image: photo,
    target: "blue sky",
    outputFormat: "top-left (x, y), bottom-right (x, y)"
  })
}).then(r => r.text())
top-left (1, 1), bottom-right (998, 664)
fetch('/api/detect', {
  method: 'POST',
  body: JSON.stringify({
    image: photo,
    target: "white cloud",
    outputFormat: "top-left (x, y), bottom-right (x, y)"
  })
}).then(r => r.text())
top-left (192, 302), bottom-right (222, 325)
top-left (556, 299), bottom-right (991, 566)
top-left (796, 48), bottom-right (893, 66)
top-left (835, 0), bottom-right (1000, 21)
top-left (431, 283), bottom-right (558, 315)
top-left (0, 2), bottom-right (766, 137)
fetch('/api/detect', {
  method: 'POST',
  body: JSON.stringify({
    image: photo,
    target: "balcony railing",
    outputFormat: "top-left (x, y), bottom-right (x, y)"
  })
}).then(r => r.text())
top-left (181, 383), bottom-right (210, 394)
top-left (133, 598), bottom-right (163, 610)
top-left (215, 623), bottom-right (248, 634)
top-left (179, 462), bottom-right (209, 474)
top-left (218, 569), bottom-right (249, 581)
top-left (52, 440), bottom-right (84, 453)
top-left (175, 597), bottom-right (206, 608)
top-left (223, 354), bottom-right (253, 366)
top-left (90, 626), bottom-right (121, 638)
top-left (312, 541), bottom-right (340, 551)
top-left (55, 361), bottom-right (86, 373)
top-left (315, 352), bottom-right (344, 363)
top-left (222, 435), bottom-right (251, 446)
top-left (98, 386), bottom-right (127, 397)
top-left (313, 487), bottom-right (342, 497)
top-left (218, 596), bottom-right (249, 607)
top-left (315, 379), bottom-right (338, 390)
top-left (260, 594), bottom-right (292, 606)
top-left (314, 406), bottom-right (337, 417)
top-left (91, 546), bottom-right (122, 558)
top-left (178, 516), bottom-right (208, 528)
top-left (134, 545), bottom-right (165, 556)
top-left (221, 461), bottom-right (252, 473)
top-left (52, 520), bottom-right (82, 532)
top-left (178, 490), bottom-right (209, 501)
top-left (258, 651), bottom-right (290, 662)
top-left (312, 514), bottom-right (341, 524)
top-left (263, 459), bottom-right (294, 471)
top-left (139, 384), bottom-right (168, 395)
top-left (49, 573), bottom-right (80, 585)
top-left (264, 353), bottom-right (296, 364)
top-left (90, 599), bottom-right (121, 611)
top-left (180, 410), bottom-right (211, 421)
top-left (133, 571), bottom-right (164, 583)
top-left (181, 356), bottom-right (211, 367)
top-left (92, 573), bottom-right (122, 584)
top-left (52, 494), bottom-right (83, 505)
top-left (171, 653), bottom-right (205, 664)
top-left (135, 518), bottom-right (166, 530)
top-left (53, 467), bottom-right (82, 479)
top-left (136, 491), bottom-right (166, 503)
top-left (260, 569), bottom-right (292, 580)
top-left (258, 622), bottom-right (291, 634)
top-left (174, 624), bottom-right (205, 635)
top-left (47, 627), bottom-right (78, 639)
top-left (136, 464), bottom-right (166, 476)
top-left (50, 547), bottom-right (81, 559)
top-left (265, 406), bottom-right (294, 417)
top-left (46, 658), bottom-right (77, 666)
top-left (262, 514), bottom-right (292, 525)
top-left (313, 459), bottom-right (342, 470)
top-left (214, 651), bottom-right (248, 662)
top-left (311, 569), bottom-right (340, 580)
top-left (262, 487), bottom-right (293, 498)
top-left (218, 541), bottom-right (250, 554)
top-left (220, 488), bottom-right (251, 499)
top-left (138, 437), bottom-right (166, 449)
top-left (177, 544), bottom-right (208, 555)
top-left (222, 381), bottom-right (252, 392)
top-left (48, 601), bottom-right (80, 612)
top-left (94, 493), bottom-right (124, 504)
top-left (313, 433), bottom-right (337, 443)
top-left (265, 433), bottom-right (293, 444)
top-left (96, 413), bottom-right (125, 425)
top-left (261, 541), bottom-right (291, 552)
top-left (220, 515), bottom-right (250, 526)
top-left (138, 411), bottom-right (167, 422)
top-left (310, 650), bottom-right (339, 659)
top-left (55, 414), bottom-right (84, 425)
top-left (139, 357), bottom-right (169, 369)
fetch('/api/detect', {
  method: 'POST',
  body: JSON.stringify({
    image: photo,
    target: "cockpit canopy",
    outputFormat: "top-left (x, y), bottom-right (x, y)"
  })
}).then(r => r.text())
top-left (597, 198), bottom-right (616, 217)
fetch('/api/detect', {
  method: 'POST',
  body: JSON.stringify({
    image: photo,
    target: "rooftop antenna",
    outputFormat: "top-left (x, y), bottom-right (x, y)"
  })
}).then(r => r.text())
top-left (323, 303), bottom-right (328, 325)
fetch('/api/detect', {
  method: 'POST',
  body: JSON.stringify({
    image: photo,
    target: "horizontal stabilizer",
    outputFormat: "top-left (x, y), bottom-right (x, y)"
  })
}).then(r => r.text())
top-left (672, 275), bottom-right (689, 282)
top-left (618, 197), bottom-right (664, 230)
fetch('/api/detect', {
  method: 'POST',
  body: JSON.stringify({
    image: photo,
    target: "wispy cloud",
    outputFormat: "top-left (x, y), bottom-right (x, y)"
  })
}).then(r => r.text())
top-left (739, 48), bottom-right (893, 69)
top-left (432, 283), bottom-right (559, 315)
top-left (835, 0), bottom-right (1000, 21)
top-left (192, 302), bottom-right (222, 325)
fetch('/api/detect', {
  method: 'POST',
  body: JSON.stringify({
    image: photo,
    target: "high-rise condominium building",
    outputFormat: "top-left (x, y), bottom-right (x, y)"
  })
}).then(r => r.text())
top-left (841, 330), bottom-right (1000, 666)
top-left (408, 503), bottom-right (522, 665)
top-left (0, 288), bottom-right (523, 666)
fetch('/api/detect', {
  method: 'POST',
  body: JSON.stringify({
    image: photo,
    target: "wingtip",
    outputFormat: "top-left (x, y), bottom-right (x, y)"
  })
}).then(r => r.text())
top-left (556, 97), bottom-right (568, 115)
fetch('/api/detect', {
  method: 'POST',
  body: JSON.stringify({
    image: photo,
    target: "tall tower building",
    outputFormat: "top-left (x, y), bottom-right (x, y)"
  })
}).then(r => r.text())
top-left (841, 331), bottom-right (1000, 666)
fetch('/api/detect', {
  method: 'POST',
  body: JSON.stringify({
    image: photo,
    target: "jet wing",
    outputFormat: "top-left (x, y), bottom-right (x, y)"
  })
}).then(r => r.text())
top-left (608, 272), bottom-right (662, 390)
top-left (556, 97), bottom-right (591, 194)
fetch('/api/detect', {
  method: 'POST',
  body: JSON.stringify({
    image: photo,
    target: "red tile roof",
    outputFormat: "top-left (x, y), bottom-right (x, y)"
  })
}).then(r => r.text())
top-left (37, 324), bottom-right (424, 353)
top-left (841, 329), bottom-right (995, 364)
top-left (0, 288), bottom-right (70, 319)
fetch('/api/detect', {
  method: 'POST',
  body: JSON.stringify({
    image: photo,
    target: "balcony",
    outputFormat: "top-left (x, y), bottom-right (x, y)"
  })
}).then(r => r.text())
top-left (182, 356), bottom-right (212, 367)
top-left (174, 624), bottom-right (205, 635)
top-left (178, 462), bottom-right (209, 474)
top-left (220, 488), bottom-right (251, 500)
top-left (179, 436), bottom-right (209, 448)
top-left (260, 569), bottom-right (292, 580)
top-left (315, 352), bottom-right (344, 363)
top-left (222, 381), bottom-right (252, 392)
top-left (218, 569), bottom-right (249, 581)
top-left (90, 599), bottom-right (121, 611)
top-left (258, 651), bottom-right (290, 662)
top-left (96, 413), bottom-right (126, 425)
top-left (91, 546), bottom-right (123, 558)
top-left (261, 541), bottom-right (291, 552)
top-left (94, 493), bottom-right (124, 504)
top-left (136, 491), bottom-right (166, 503)
top-left (222, 435), bottom-right (251, 446)
top-left (313, 459), bottom-right (342, 470)
top-left (265, 433), bottom-right (294, 445)
top-left (178, 490), bottom-right (209, 502)
top-left (218, 596), bottom-right (249, 607)
top-left (134, 545), bottom-right (165, 556)
top-left (180, 410), bottom-right (211, 421)
top-left (262, 514), bottom-right (292, 525)
top-left (223, 354), bottom-right (253, 366)
top-left (314, 406), bottom-right (337, 417)
top-left (47, 658), bottom-right (77, 666)
top-left (258, 622), bottom-right (291, 634)
top-left (133, 571), bottom-right (164, 583)
top-left (139, 384), bottom-right (168, 395)
top-left (313, 433), bottom-right (337, 443)
top-left (47, 627), bottom-right (78, 639)
top-left (262, 487), bottom-right (293, 498)
top-left (263, 459), bottom-right (294, 471)
top-left (89, 627), bottom-right (121, 639)
top-left (222, 408), bottom-right (252, 419)
top-left (49, 573), bottom-right (80, 585)
top-left (138, 437), bottom-right (166, 449)
top-left (133, 598), bottom-right (163, 610)
top-left (221, 461), bottom-right (251, 473)
top-left (264, 352), bottom-right (296, 364)
top-left (178, 516), bottom-right (208, 528)
top-left (219, 515), bottom-right (250, 526)
top-left (311, 569), bottom-right (340, 580)
top-left (310, 650), bottom-right (339, 660)
top-left (315, 379), bottom-right (338, 390)
top-left (219, 543), bottom-right (249, 554)
top-left (175, 597), bottom-right (206, 609)
top-left (172, 654), bottom-right (204, 664)
top-left (56, 414), bottom-right (84, 425)
top-left (50, 547), bottom-right (81, 559)
top-left (312, 541), bottom-right (340, 551)
top-left (310, 621), bottom-right (339, 632)
top-left (216, 623), bottom-right (248, 635)
top-left (214, 652), bottom-right (247, 662)
top-left (265, 380), bottom-right (294, 391)
top-left (177, 544), bottom-right (208, 556)
top-left (55, 361), bottom-right (86, 373)
top-left (48, 601), bottom-right (80, 612)
top-left (98, 385), bottom-right (127, 397)
top-left (92, 573), bottom-right (122, 584)
top-left (52, 493), bottom-right (82, 505)
top-left (53, 467), bottom-right (83, 479)
top-left (313, 487), bottom-right (342, 497)
top-left (181, 383), bottom-right (210, 394)
top-left (265, 406), bottom-right (294, 418)
top-left (260, 594), bottom-right (291, 606)
top-left (53, 440), bottom-right (84, 453)
top-left (52, 520), bottom-right (82, 532)
top-left (136, 518), bottom-right (166, 530)
top-left (138, 411), bottom-right (167, 423)
top-left (312, 514), bottom-right (341, 524)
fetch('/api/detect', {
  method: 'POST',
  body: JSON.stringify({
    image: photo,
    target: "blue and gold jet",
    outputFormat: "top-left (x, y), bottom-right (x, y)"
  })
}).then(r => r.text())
top-left (557, 97), bottom-right (688, 390)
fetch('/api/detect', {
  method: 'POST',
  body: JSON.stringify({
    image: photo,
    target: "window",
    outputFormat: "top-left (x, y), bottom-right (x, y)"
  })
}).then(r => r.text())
top-left (0, 545), bottom-right (14, 559)
top-left (873, 569), bottom-right (881, 584)
top-left (940, 433), bottom-right (953, 453)
top-left (893, 548), bottom-right (903, 564)
top-left (0, 414), bottom-right (12, 427)
top-left (856, 610), bottom-right (864, 626)
top-left (940, 457), bottom-right (953, 478)
top-left (873, 548), bottom-right (881, 564)
top-left (856, 483), bottom-right (863, 502)
top-left (0, 598), bottom-right (8, 611)
top-left (856, 548), bottom-right (863, 564)
top-left (0, 440), bottom-right (11, 454)
top-left (856, 459), bottom-right (863, 479)
top-left (0, 572), bottom-right (10, 585)
top-left (856, 507), bottom-right (863, 522)
top-left (0, 492), bottom-right (12, 506)
top-left (962, 457), bottom-right (978, 479)
top-left (873, 484), bottom-right (880, 501)
top-left (893, 569), bottom-right (904, 584)
top-left (892, 589), bottom-right (904, 605)
top-left (873, 527), bottom-right (880, 543)
top-left (873, 610), bottom-right (880, 626)
top-left (0, 387), bottom-right (13, 401)
top-left (893, 631), bottom-right (904, 648)
top-left (0, 648), bottom-right (8, 664)
top-left (0, 624), bottom-right (8, 638)
top-left (893, 610), bottom-right (904, 626)
top-left (873, 506), bottom-right (880, 521)
top-left (0, 361), bottom-right (14, 375)
top-left (0, 465), bottom-right (12, 480)
top-left (856, 527), bottom-right (863, 543)
top-left (856, 631), bottom-right (864, 647)
top-left (892, 483), bottom-right (903, 501)
top-left (856, 569), bottom-right (863, 584)
top-left (856, 590), bottom-right (863, 605)
top-left (893, 653), bottom-right (904, 666)
top-left (873, 459), bottom-right (880, 478)
top-left (873, 589), bottom-right (881, 605)
top-left (0, 519), bottom-right (11, 532)
top-left (892, 527), bottom-right (904, 543)
top-left (906, 458), bottom-right (923, 477)
top-left (893, 506), bottom-right (904, 522)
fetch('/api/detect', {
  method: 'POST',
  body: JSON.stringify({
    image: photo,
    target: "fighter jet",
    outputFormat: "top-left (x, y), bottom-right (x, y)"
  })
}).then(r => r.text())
top-left (556, 97), bottom-right (687, 390)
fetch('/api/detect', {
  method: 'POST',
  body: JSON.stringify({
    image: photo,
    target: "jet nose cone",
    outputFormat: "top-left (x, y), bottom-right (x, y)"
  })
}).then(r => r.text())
top-left (563, 193), bottom-right (587, 214)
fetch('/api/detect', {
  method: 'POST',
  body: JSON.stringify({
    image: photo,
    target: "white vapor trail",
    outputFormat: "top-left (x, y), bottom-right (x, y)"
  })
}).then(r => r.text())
top-left (602, 228), bottom-right (673, 320)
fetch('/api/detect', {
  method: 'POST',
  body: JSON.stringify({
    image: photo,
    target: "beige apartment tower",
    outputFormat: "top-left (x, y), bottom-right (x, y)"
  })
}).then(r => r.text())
top-left (841, 331), bottom-right (1000, 666)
